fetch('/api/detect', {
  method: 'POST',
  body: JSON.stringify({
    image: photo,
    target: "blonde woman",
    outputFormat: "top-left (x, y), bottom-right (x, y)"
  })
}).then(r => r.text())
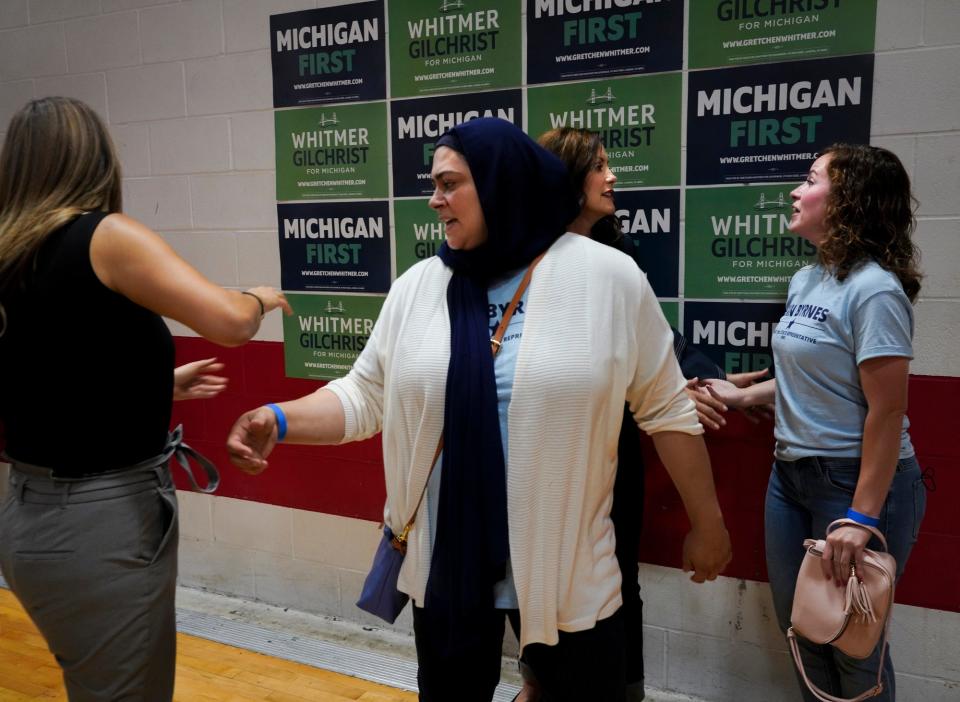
top-left (0, 97), bottom-right (290, 701)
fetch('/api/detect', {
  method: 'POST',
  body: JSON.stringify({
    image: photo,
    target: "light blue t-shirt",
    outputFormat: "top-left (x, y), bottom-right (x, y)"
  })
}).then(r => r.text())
top-left (425, 268), bottom-right (527, 609)
top-left (773, 261), bottom-right (914, 461)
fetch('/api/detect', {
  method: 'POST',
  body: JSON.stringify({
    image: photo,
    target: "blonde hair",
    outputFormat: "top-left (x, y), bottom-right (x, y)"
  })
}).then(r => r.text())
top-left (0, 97), bottom-right (122, 295)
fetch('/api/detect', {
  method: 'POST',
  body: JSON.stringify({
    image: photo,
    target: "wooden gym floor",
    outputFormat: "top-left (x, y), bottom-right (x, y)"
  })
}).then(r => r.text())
top-left (0, 588), bottom-right (418, 701)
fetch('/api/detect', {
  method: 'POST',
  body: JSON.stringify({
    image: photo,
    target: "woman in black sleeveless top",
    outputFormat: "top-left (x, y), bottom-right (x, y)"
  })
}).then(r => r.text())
top-left (0, 97), bottom-right (290, 701)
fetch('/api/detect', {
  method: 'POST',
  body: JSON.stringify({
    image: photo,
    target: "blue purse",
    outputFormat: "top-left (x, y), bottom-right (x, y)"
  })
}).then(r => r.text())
top-left (356, 257), bottom-right (539, 624)
top-left (356, 440), bottom-right (442, 624)
top-left (355, 525), bottom-right (411, 623)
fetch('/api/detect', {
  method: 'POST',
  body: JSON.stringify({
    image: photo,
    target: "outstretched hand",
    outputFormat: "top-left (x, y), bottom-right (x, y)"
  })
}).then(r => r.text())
top-left (173, 358), bottom-right (228, 401)
top-left (246, 286), bottom-right (293, 316)
top-left (702, 378), bottom-right (751, 409)
top-left (703, 377), bottom-right (775, 423)
top-left (725, 368), bottom-right (770, 388)
top-left (685, 377), bottom-right (728, 430)
top-left (226, 406), bottom-right (279, 474)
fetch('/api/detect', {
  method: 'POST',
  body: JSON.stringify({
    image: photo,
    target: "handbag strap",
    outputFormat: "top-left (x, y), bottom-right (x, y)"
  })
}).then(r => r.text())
top-left (787, 624), bottom-right (889, 702)
top-left (827, 518), bottom-right (888, 552)
top-left (390, 251), bottom-right (547, 554)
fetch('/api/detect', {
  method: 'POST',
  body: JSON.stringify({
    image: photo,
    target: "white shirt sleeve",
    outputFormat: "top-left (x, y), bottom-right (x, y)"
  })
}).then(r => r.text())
top-left (626, 271), bottom-right (702, 436)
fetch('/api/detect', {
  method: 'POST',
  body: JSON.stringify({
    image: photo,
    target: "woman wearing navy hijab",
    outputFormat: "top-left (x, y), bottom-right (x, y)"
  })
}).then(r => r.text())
top-left (227, 119), bottom-right (732, 701)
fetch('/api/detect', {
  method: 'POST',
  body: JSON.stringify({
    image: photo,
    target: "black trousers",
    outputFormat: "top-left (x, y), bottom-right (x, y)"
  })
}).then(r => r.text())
top-left (413, 604), bottom-right (509, 702)
top-left (611, 406), bottom-right (646, 690)
top-left (523, 608), bottom-right (626, 702)
top-left (415, 604), bottom-right (625, 702)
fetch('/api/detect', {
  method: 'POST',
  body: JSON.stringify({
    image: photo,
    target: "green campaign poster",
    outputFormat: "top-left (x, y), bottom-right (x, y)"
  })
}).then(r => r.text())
top-left (684, 184), bottom-right (816, 299)
top-left (394, 198), bottom-right (443, 277)
top-left (283, 292), bottom-right (385, 380)
top-left (275, 101), bottom-right (388, 200)
top-left (527, 73), bottom-right (681, 188)
top-left (388, 0), bottom-right (521, 97)
top-left (660, 301), bottom-right (679, 330)
top-left (689, 0), bottom-right (877, 69)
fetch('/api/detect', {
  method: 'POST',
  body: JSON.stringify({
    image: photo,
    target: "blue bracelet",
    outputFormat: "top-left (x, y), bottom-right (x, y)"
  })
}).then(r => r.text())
top-left (846, 507), bottom-right (880, 527)
top-left (266, 403), bottom-right (287, 442)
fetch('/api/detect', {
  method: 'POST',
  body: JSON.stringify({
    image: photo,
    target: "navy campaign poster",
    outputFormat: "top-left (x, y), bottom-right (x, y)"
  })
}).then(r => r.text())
top-left (683, 300), bottom-right (785, 376)
top-left (390, 89), bottom-right (522, 197)
top-left (277, 201), bottom-right (391, 293)
top-left (270, 2), bottom-right (386, 107)
top-left (686, 53), bottom-right (873, 185)
top-left (615, 188), bottom-right (681, 298)
top-left (526, 0), bottom-right (683, 84)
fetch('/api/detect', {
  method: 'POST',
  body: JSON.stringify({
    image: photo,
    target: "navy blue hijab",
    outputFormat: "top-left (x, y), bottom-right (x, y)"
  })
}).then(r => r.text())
top-left (425, 118), bottom-right (579, 630)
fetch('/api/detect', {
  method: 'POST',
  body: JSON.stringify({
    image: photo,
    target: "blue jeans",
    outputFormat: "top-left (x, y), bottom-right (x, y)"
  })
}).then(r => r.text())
top-left (765, 455), bottom-right (927, 702)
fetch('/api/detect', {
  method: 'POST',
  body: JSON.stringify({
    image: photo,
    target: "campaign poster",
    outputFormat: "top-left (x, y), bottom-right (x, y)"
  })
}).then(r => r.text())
top-left (275, 101), bottom-right (389, 200)
top-left (526, 0), bottom-right (683, 84)
top-left (683, 301), bottom-right (785, 376)
top-left (689, 0), bottom-right (877, 69)
top-left (390, 89), bottom-right (522, 197)
top-left (284, 293), bottom-right (385, 380)
top-left (270, 2), bottom-right (386, 107)
top-left (615, 189), bottom-right (680, 298)
top-left (277, 201), bottom-right (391, 293)
top-left (686, 54), bottom-right (873, 185)
top-left (684, 184), bottom-right (815, 299)
top-left (527, 73), bottom-right (682, 188)
top-left (394, 198), bottom-right (443, 276)
top-left (660, 301), bottom-right (679, 329)
top-left (388, 0), bottom-right (521, 98)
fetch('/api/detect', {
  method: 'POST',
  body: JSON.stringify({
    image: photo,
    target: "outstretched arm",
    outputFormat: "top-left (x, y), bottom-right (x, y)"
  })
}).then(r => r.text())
top-left (91, 214), bottom-right (291, 347)
top-left (703, 377), bottom-right (776, 409)
top-left (226, 389), bottom-right (347, 475)
top-left (651, 431), bottom-right (733, 583)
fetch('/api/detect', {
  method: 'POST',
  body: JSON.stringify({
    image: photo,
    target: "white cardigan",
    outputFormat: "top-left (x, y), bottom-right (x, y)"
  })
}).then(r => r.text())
top-left (326, 233), bottom-right (701, 649)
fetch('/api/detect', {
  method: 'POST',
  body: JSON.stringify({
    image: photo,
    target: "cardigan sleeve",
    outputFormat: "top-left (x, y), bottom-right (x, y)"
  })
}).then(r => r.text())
top-left (323, 289), bottom-right (398, 442)
top-left (626, 272), bottom-right (702, 436)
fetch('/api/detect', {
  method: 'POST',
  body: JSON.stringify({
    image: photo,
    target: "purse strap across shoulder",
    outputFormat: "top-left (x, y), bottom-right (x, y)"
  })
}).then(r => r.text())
top-left (389, 252), bottom-right (547, 554)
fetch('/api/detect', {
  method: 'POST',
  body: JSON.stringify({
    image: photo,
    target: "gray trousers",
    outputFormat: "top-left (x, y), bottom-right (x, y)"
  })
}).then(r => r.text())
top-left (0, 460), bottom-right (179, 701)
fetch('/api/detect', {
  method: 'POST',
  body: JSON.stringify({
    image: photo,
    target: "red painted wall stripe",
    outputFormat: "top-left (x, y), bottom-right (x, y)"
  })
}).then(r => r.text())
top-left (171, 337), bottom-right (958, 613)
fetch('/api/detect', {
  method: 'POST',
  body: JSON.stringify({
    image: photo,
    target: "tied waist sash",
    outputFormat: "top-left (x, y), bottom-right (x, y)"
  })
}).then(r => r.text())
top-left (7, 424), bottom-right (219, 504)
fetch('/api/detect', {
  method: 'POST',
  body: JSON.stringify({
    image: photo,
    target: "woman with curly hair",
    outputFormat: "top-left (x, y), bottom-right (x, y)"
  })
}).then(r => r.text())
top-left (706, 144), bottom-right (926, 701)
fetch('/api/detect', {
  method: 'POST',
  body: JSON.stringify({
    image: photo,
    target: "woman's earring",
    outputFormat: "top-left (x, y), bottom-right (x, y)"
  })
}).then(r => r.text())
top-left (577, 194), bottom-right (586, 209)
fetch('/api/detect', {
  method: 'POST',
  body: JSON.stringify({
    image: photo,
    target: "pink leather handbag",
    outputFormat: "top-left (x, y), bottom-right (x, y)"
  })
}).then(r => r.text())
top-left (787, 518), bottom-right (896, 702)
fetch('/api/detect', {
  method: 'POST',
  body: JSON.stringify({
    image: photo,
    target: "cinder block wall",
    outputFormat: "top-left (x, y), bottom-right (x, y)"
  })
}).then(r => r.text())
top-left (1, 2), bottom-right (958, 700)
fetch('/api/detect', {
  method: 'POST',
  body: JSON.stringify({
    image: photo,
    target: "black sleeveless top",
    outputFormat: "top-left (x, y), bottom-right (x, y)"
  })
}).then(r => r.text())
top-left (0, 212), bottom-right (174, 474)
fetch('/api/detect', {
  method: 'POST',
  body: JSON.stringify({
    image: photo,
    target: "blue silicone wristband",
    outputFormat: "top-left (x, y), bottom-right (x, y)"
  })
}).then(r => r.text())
top-left (846, 507), bottom-right (880, 527)
top-left (266, 403), bottom-right (287, 442)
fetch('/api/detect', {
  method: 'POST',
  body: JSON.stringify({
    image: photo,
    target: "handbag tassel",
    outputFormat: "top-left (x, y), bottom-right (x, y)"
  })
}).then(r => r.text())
top-left (843, 566), bottom-right (876, 624)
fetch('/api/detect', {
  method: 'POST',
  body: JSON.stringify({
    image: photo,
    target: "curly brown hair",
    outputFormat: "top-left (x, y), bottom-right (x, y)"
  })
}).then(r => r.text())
top-left (818, 144), bottom-right (922, 302)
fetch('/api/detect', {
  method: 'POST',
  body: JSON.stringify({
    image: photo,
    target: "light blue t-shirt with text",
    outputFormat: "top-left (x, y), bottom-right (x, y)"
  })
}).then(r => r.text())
top-left (773, 261), bottom-right (914, 461)
top-left (424, 268), bottom-right (527, 609)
